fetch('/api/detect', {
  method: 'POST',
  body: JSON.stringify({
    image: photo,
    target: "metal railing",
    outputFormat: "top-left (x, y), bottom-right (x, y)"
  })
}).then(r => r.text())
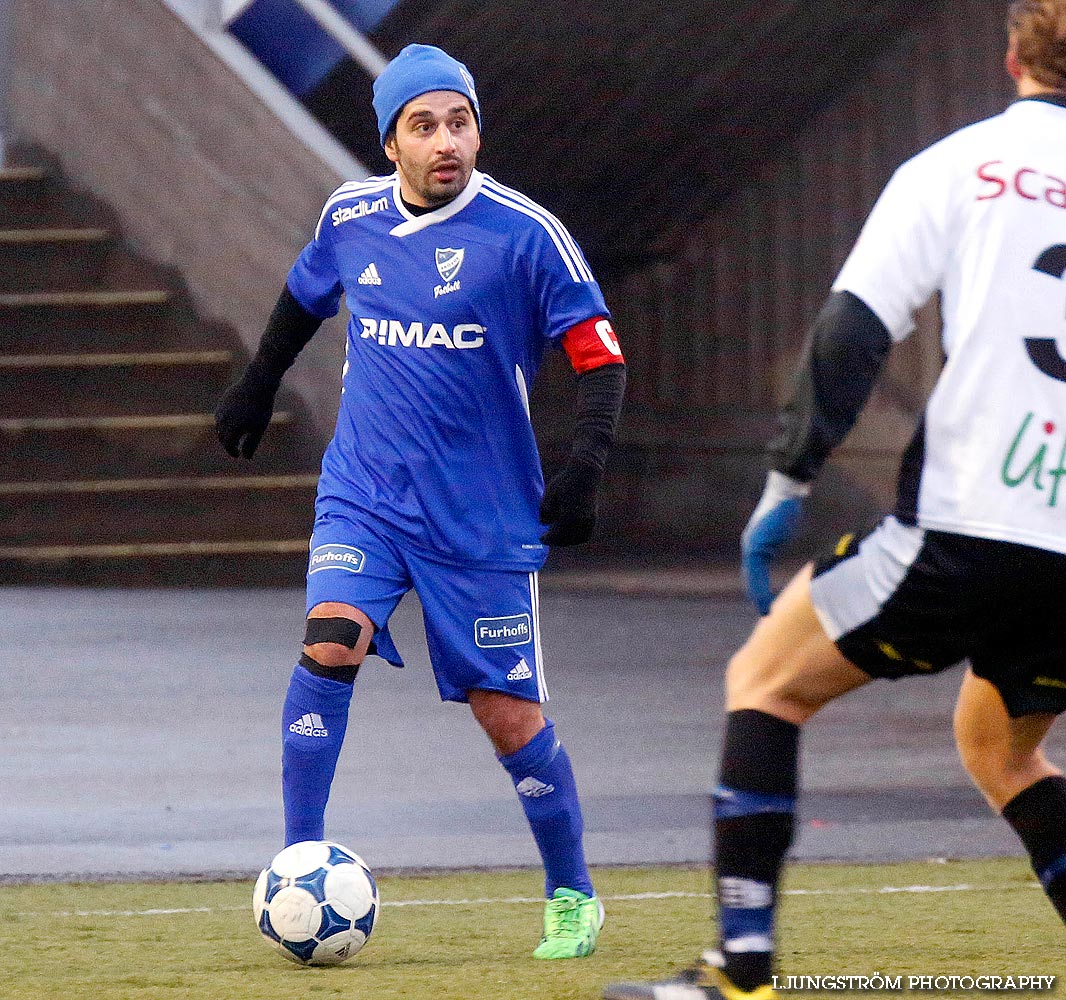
top-left (290, 0), bottom-right (388, 78)
top-left (200, 0), bottom-right (387, 77)
top-left (160, 0), bottom-right (377, 181)
top-left (1, 0), bottom-right (385, 172)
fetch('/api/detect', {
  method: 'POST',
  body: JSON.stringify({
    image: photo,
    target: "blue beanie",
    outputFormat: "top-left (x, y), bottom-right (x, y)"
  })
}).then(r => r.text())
top-left (372, 44), bottom-right (481, 146)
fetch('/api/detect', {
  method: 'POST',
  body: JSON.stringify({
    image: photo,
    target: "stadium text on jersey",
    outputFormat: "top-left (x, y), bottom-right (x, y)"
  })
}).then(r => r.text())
top-left (331, 197), bottom-right (390, 226)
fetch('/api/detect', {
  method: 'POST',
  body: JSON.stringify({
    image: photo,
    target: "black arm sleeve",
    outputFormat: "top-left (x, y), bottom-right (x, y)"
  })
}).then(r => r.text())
top-left (768, 291), bottom-right (892, 482)
top-left (567, 362), bottom-right (627, 471)
top-left (246, 285), bottom-right (325, 386)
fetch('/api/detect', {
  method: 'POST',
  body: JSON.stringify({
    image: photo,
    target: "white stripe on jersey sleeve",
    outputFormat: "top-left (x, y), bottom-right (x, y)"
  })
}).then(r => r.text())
top-left (480, 180), bottom-right (594, 283)
top-left (481, 178), bottom-right (595, 282)
top-left (313, 176), bottom-right (395, 239)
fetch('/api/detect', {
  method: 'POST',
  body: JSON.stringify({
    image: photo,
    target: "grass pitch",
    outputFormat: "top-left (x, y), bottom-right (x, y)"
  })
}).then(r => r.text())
top-left (0, 859), bottom-right (1060, 1000)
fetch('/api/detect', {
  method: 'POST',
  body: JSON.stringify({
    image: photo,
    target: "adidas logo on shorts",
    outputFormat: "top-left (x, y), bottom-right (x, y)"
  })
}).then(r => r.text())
top-left (506, 658), bottom-right (533, 681)
top-left (358, 262), bottom-right (382, 285)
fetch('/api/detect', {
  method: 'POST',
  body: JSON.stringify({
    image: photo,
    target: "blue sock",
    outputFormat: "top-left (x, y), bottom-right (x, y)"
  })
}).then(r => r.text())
top-left (281, 664), bottom-right (354, 846)
top-left (499, 720), bottom-right (594, 898)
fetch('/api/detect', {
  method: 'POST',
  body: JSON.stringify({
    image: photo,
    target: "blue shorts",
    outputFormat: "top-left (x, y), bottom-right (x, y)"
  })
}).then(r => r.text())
top-left (305, 504), bottom-right (547, 704)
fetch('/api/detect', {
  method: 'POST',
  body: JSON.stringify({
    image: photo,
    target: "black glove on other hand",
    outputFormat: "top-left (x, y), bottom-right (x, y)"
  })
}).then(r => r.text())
top-left (215, 286), bottom-right (326, 459)
top-left (539, 458), bottom-right (602, 546)
top-left (214, 366), bottom-right (279, 459)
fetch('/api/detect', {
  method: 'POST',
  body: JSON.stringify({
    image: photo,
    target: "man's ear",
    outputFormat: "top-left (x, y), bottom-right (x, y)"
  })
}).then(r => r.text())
top-left (1006, 34), bottom-right (1024, 81)
top-left (384, 134), bottom-right (399, 164)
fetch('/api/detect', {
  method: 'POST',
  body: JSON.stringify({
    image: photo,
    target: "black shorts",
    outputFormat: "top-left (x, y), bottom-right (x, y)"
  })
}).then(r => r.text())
top-left (810, 517), bottom-right (1066, 717)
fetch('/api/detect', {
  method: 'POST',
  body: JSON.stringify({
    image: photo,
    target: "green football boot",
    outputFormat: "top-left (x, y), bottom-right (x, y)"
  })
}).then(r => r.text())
top-left (532, 887), bottom-right (605, 959)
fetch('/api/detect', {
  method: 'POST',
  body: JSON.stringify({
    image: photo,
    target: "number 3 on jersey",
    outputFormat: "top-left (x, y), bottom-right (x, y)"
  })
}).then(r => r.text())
top-left (1029, 243), bottom-right (1066, 383)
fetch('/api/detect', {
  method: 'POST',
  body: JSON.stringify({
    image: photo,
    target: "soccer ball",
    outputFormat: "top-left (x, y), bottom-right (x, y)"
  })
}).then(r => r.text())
top-left (252, 840), bottom-right (378, 965)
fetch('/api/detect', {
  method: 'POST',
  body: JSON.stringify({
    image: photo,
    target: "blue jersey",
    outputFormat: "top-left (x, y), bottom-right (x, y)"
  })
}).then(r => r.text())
top-left (287, 170), bottom-right (610, 570)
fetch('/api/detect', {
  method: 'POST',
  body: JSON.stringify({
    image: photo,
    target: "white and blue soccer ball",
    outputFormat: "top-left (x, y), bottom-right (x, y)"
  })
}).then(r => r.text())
top-left (252, 840), bottom-right (378, 966)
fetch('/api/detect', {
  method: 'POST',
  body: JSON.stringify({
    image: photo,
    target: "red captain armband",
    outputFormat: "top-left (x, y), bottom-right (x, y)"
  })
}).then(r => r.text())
top-left (560, 316), bottom-right (625, 373)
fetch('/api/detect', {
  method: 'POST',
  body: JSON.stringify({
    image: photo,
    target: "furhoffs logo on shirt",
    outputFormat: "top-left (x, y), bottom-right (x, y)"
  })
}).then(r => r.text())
top-left (308, 544), bottom-right (366, 575)
top-left (474, 614), bottom-right (532, 648)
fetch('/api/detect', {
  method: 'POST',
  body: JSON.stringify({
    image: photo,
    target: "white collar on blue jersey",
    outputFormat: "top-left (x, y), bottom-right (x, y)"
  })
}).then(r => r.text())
top-left (389, 170), bottom-right (484, 237)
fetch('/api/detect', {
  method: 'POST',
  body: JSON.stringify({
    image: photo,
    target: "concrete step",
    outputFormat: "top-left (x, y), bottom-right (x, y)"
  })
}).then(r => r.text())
top-left (0, 228), bottom-right (113, 292)
top-left (0, 410), bottom-right (313, 480)
top-left (0, 166), bottom-right (47, 182)
top-left (0, 288), bottom-right (171, 308)
top-left (0, 170), bottom-right (117, 229)
top-left (0, 547), bottom-right (309, 587)
top-left (2, 474), bottom-right (317, 547)
top-left (0, 228), bottom-right (195, 294)
top-left (0, 355), bottom-right (237, 417)
top-left (0, 298), bottom-right (232, 352)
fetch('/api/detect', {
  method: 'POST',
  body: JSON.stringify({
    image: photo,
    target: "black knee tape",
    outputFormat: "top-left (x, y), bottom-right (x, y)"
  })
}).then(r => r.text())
top-left (299, 651), bottom-right (360, 685)
top-left (304, 616), bottom-right (363, 650)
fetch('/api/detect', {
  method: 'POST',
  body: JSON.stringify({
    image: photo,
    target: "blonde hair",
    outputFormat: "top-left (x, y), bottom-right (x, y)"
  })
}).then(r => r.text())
top-left (1010, 0), bottom-right (1066, 89)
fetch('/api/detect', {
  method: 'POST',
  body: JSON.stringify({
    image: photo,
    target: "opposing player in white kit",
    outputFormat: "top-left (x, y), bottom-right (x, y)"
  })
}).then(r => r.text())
top-left (605, 2), bottom-right (1066, 997)
top-left (215, 43), bottom-right (625, 959)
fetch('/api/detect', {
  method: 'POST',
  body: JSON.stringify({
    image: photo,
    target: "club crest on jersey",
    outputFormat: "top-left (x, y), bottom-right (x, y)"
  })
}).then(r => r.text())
top-left (435, 247), bottom-right (464, 283)
top-left (434, 247), bottom-right (464, 298)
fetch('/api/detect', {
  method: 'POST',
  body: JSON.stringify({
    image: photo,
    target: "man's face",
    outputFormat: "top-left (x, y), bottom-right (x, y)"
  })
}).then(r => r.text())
top-left (385, 90), bottom-right (481, 208)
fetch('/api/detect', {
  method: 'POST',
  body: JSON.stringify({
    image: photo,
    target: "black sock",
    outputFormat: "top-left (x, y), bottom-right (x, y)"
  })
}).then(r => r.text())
top-left (1002, 775), bottom-right (1066, 923)
top-left (713, 709), bottom-right (799, 992)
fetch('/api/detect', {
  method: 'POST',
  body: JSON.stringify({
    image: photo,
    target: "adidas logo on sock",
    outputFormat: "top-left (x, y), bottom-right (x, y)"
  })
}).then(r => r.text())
top-left (289, 713), bottom-right (329, 738)
top-left (516, 776), bottom-right (554, 797)
top-left (506, 658), bottom-right (533, 681)
top-left (358, 262), bottom-right (382, 285)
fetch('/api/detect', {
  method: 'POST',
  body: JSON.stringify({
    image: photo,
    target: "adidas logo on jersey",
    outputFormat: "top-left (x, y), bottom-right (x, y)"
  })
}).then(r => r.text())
top-left (358, 263), bottom-right (383, 286)
top-left (516, 776), bottom-right (554, 798)
top-left (289, 713), bottom-right (329, 738)
top-left (507, 659), bottom-right (533, 681)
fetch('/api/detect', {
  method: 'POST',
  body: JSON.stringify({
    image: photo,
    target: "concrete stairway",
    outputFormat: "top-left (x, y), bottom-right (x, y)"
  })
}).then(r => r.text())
top-left (0, 152), bottom-right (323, 586)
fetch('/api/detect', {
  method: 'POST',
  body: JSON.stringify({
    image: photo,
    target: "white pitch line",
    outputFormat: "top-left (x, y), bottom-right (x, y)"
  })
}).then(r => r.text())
top-left (13, 882), bottom-right (1042, 920)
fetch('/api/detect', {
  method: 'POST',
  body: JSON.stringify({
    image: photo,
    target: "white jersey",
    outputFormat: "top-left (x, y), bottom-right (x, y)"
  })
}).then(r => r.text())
top-left (833, 96), bottom-right (1066, 555)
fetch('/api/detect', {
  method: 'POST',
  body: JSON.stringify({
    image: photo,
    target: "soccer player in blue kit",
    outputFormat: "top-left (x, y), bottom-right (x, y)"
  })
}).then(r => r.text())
top-left (215, 43), bottom-right (626, 959)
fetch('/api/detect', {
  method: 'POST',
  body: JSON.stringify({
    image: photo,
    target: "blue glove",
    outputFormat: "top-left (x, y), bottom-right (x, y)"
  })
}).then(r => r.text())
top-left (740, 471), bottom-right (811, 615)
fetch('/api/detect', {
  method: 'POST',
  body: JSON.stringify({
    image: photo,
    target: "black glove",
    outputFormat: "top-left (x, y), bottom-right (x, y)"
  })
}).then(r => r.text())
top-left (215, 287), bottom-right (326, 459)
top-left (539, 458), bottom-right (602, 546)
top-left (214, 365), bottom-right (279, 459)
